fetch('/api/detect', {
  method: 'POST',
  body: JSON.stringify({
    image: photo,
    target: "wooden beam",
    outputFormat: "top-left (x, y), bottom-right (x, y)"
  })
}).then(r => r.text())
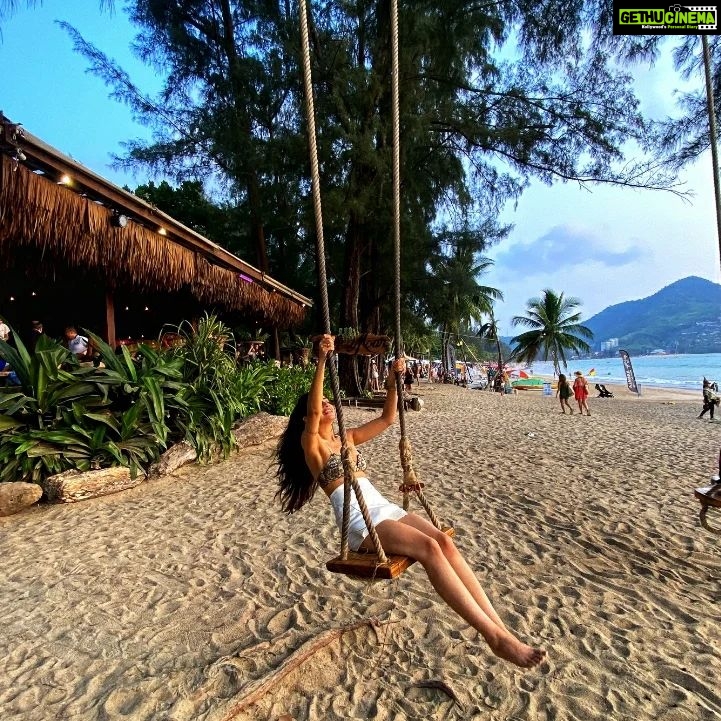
top-left (105, 289), bottom-right (116, 350)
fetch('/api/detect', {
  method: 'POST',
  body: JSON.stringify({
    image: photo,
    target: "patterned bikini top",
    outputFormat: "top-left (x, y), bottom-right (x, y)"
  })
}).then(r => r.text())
top-left (317, 448), bottom-right (368, 488)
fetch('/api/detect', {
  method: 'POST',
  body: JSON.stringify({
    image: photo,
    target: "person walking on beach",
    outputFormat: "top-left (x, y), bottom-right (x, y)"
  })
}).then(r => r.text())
top-left (698, 378), bottom-right (719, 421)
top-left (275, 334), bottom-right (546, 669)
top-left (573, 371), bottom-right (590, 415)
top-left (556, 373), bottom-right (574, 414)
top-left (404, 365), bottom-right (414, 394)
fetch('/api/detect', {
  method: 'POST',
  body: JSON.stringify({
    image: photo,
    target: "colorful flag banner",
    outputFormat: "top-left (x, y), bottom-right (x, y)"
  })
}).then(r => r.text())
top-left (618, 350), bottom-right (639, 394)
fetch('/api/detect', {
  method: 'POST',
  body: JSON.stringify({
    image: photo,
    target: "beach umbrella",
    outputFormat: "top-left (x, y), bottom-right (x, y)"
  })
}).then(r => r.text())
top-left (519, 370), bottom-right (530, 379)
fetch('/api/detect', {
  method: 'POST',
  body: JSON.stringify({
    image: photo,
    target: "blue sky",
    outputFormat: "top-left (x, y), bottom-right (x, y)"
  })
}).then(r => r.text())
top-left (2, 2), bottom-right (720, 335)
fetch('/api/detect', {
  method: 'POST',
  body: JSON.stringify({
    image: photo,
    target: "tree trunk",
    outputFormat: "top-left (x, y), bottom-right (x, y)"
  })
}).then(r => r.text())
top-left (339, 214), bottom-right (365, 396)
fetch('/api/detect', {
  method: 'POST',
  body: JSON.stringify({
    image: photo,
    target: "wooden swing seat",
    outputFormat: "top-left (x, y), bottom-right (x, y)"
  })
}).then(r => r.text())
top-left (695, 484), bottom-right (721, 534)
top-left (326, 526), bottom-right (455, 579)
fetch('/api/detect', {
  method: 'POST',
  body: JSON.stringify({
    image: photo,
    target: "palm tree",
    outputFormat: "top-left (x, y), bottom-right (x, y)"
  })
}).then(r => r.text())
top-left (510, 289), bottom-right (593, 376)
top-left (477, 305), bottom-right (505, 378)
top-left (428, 238), bottom-right (502, 374)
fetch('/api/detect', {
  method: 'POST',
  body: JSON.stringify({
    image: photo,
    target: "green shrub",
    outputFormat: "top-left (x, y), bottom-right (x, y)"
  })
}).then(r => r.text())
top-left (262, 364), bottom-right (332, 416)
top-left (165, 315), bottom-right (277, 460)
top-left (0, 333), bottom-right (172, 483)
top-left (0, 314), bottom-right (333, 485)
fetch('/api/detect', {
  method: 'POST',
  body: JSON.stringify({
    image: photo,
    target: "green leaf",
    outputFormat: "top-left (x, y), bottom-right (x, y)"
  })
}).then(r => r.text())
top-left (120, 345), bottom-right (138, 382)
top-left (142, 376), bottom-right (165, 423)
top-left (0, 415), bottom-right (24, 431)
top-left (84, 412), bottom-right (121, 435)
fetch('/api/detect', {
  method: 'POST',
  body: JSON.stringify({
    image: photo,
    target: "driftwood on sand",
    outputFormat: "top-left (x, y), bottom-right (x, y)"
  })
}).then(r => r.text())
top-left (218, 620), bottom-right (383, 720)
top-left (41, 413), bottom-right (288, 504)
top-left (43, 466), bottom-right (146, 503)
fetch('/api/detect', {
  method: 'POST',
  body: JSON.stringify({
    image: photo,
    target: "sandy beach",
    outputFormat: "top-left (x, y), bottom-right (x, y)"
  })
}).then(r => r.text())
top-left (1, 381), bottom-right (720, 721)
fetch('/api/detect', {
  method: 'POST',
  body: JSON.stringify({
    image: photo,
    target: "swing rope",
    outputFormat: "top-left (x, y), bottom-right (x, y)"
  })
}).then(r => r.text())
top-left (298, 0), bottom-right (442, 570)
top-left (298, 0), bottom-right (388, 564)
top-left (389, 0), bottom-right (441, 529)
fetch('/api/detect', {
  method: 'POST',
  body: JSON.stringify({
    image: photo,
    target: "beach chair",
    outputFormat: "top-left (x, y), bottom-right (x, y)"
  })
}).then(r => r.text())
top-left (695, 447), bottom-right (721, 534)
top-left (595, 383), bottom-right (614, 398)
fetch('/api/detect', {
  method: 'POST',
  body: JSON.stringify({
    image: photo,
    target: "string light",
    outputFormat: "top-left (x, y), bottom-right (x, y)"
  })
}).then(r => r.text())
top-left (58, 174), bottom-right (71, 185)
top-left (158, 227), bottom-right (167, 236)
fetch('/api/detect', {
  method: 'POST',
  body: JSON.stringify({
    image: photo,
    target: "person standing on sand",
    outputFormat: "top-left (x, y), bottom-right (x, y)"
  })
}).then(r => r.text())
top-left (573, 371), bottom-right (590, 415)
top-left (370, 359), bottom-right (380, 392)
top-left (275, 334), bottom-right (546, 669)
top-left (557, 373), bottom-right (574, 414)
top-left (698, 378), bottom-right (719, 421)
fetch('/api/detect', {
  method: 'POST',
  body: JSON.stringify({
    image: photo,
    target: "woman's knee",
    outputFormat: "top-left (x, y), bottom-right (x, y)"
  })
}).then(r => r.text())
top-left (435, 531), bottom-right (456, 557)
top-left (414, 535), bottom-right (445, 564)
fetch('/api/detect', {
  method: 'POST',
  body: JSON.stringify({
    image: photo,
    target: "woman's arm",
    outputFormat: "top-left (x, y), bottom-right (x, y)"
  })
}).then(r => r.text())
top-left (350, 358), bottom-right (405, 446)
top-left (304, 334), bottom-right (333, 437)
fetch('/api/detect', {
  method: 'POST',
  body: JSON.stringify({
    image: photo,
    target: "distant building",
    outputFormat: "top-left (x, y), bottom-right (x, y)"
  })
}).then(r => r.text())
top-left (600, 338), bottom-right (619, 352)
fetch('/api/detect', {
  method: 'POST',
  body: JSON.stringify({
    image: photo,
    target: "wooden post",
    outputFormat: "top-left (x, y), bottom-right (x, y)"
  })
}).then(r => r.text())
top-left (273, 326), bottom-right (280, 360)
top-left (105, 289), bottom-right (116, 350)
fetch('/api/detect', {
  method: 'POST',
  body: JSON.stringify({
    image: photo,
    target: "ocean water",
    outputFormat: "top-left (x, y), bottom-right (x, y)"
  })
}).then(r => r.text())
top-left (531, 353), bottom-right (721, 392)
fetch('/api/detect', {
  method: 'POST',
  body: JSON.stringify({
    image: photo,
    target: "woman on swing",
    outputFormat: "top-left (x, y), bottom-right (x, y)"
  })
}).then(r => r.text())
top-left (276, 335), bottom-right (546, 669)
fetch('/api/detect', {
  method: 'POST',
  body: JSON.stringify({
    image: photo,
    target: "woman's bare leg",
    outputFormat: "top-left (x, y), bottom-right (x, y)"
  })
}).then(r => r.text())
top-left (360, 519), bottom-right (545, 668)
top-left (398, 513), bottom-right (509, 632)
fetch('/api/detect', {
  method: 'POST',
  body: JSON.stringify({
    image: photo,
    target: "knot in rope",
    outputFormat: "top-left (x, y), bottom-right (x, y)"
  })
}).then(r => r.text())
top-left (399, 482), bottom-right (424, 494)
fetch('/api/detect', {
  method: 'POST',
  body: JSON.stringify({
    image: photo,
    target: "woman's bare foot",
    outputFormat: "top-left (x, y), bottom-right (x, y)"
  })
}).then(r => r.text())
top-left (489, 633), bottom-right (546, 668)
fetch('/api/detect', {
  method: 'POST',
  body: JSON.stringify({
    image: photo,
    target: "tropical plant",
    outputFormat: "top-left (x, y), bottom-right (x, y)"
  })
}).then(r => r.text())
top-left (165, 315), bottom-right (277, 460)
top-left (0, 332), bottom-right (169, 482)
top-left (509, 290), bottom-right (594, 376)
top-left (262, 364), bottom-right (330, 417)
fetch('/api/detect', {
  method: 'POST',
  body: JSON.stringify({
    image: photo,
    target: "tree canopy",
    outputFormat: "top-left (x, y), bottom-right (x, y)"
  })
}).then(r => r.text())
top-left (510, 289), bottom-right (593, 375)
top-left (3, 1), bottom-right (699, 392)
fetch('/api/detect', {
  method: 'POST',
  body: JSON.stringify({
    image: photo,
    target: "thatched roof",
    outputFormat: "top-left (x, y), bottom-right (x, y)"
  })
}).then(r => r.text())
top-left (0, 116), bottom-right (310, 328)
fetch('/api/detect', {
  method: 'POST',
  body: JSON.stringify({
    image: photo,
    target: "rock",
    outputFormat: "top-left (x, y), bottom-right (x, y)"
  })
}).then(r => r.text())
top-left (0, 482), bottom-right (43, 516)
top-left (231, 412), bottom-right (288, 450)
top-left (148, 440), bottom-right (197, 478)
top-left (43, 466), bottom-right (145, 503)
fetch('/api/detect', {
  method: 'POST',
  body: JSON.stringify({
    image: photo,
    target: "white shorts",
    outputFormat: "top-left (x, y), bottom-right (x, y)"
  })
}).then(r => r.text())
top-left (329, 477), bottom-right (407, 552)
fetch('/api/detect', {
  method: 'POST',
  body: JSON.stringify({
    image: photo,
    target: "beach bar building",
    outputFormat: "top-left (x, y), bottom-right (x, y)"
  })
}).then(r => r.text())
top-left (0, 113), bottom-right (311, 351)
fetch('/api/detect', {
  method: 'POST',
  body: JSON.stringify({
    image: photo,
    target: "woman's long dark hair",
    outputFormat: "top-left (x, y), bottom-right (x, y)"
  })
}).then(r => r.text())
top-left (275, 392), bottom-right (318, 514)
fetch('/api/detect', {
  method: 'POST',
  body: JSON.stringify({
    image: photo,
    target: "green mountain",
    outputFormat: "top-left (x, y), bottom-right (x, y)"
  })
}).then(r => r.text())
top-left (584, 276), bottom-right (721, 355)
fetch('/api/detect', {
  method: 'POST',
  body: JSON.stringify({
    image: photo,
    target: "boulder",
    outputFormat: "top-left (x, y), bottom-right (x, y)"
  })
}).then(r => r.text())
top-left (0, 482), bottom-right (43, 516)
top-left (44, 466), bottom-right (145, 503)
top-left (232, 412), bottom-right (288, 450)
top-left (148, 440), bottom-right (197, 478)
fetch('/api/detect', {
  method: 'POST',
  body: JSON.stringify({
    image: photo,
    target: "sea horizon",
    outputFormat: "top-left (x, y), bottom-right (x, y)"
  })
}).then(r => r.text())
top-left (530, 351), bottom-right (720, 392)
